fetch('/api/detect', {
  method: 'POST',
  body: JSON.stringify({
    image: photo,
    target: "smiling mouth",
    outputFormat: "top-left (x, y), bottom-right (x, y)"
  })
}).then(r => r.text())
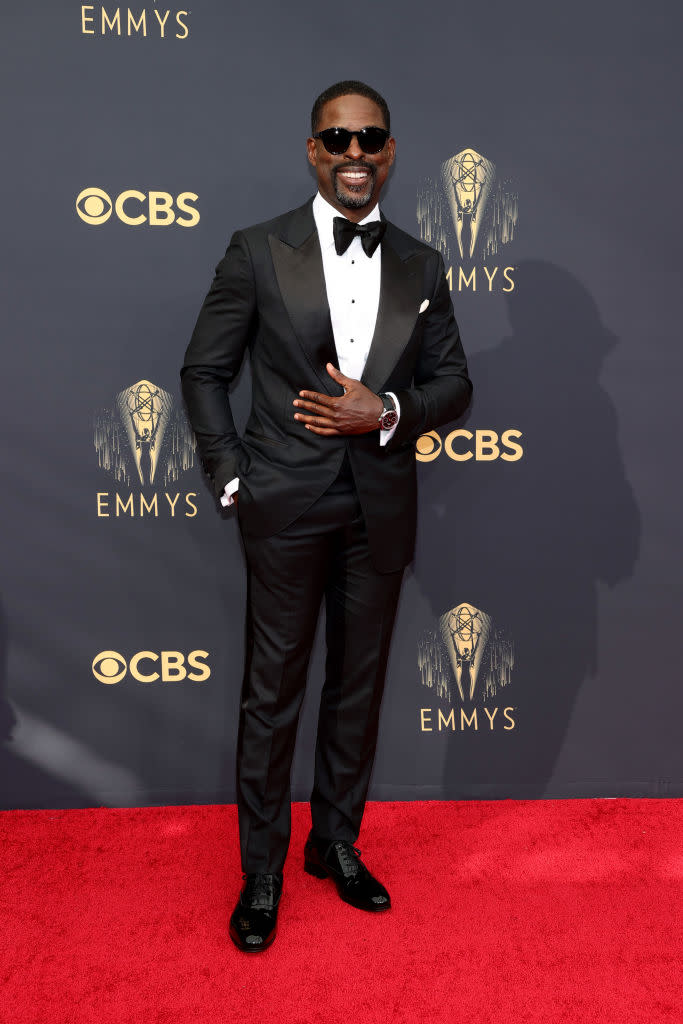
top-left (335, 166), bottom-right (374, 189)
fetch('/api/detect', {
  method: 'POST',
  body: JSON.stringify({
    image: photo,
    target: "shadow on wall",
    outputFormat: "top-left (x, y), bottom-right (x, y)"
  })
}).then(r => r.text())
top-left (413, 261), bottom-right (641, 795)
top-left (0, 596), bottom-right (100, 810)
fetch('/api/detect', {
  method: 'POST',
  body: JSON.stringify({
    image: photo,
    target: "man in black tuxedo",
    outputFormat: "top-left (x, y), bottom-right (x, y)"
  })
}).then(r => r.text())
top-left (181, 81), bottom-right (472, 952)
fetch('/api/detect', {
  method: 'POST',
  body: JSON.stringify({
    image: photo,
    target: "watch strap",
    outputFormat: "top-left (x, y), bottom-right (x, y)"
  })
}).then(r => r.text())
top-left (378, 393), bottom-right (398, 430)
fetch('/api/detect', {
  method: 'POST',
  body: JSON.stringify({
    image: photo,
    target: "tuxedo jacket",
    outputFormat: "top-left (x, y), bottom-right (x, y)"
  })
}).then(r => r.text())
top-left (181, 197), bottom-right (472, 573)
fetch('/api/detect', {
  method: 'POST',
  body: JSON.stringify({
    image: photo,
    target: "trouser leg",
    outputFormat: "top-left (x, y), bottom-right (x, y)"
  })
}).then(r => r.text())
top-left (236, 478), bottom-right (359, 873)
top-left (237, 524), bottom-right (328, 873)
top-left (310, 504), bottom-right (404, 843)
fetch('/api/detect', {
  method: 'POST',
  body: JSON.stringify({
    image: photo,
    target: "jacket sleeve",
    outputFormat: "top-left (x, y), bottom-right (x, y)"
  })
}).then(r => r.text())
top-left (180, 231), bottom-right (256, 497)
top-left (388, 251), bottom-right (472, 447)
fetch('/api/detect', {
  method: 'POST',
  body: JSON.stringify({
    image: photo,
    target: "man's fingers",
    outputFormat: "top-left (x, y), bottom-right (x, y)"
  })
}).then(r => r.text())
top-left (297, 390), bottom-right (335, 408)
top-left (294, 398), bottom-right (334, 415)
top-left (295, 412), bottom-right (336, 428)
top-left (305, 424), bottom-right (340, 436)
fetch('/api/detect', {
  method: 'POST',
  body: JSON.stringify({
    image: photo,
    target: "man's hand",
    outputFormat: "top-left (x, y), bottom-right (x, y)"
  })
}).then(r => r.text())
top-left (294, 364), bottom-right (383, 436)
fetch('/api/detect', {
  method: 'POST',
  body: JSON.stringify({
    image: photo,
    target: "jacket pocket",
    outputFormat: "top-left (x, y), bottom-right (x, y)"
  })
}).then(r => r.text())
top-left (244, 430), bottom-right (288, 448)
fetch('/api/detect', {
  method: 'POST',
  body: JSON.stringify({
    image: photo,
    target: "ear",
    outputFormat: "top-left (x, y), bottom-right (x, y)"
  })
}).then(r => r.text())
top-left (386, 136), bottom-right (396, 167)
top-left (306, 137), bottom-right (317, 168)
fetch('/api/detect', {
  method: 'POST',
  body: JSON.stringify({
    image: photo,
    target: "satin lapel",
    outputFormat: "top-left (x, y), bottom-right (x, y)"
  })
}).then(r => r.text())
top-left (361, 238), bottom-right (423, 394)
top-left (268, 228), bottom-right (338, 395)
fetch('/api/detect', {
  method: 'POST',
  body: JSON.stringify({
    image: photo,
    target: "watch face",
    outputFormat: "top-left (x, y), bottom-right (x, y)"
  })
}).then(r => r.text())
top-left (380, 409), bottom-right (399, 430)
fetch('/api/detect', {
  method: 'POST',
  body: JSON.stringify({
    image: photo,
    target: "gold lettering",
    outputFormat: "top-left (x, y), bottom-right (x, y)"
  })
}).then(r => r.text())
top-left (420, 708), bottom-right (433, 731)
top-left (161, 651), bottom-right (186, 681)
top-left (129, 651), bottom-right (158, 683)
top-left (475, 430), bottom-right (500, 462)
top-left (101, 7), bottom-right (122, 34)
top-left (96, 492), bottom-right (109, 517)
top-left (185, 493), bottom-right (198, 517)
top-left (115, 492), bottom-right (134, 517)
top-left (164, 492), bottom-right (180, 516)
top-left (187, 650), bottom-right (210, 682)
top-left (127, 9), bottom-right (146, 35)
top-left (484, 707), bottom-right (498, 729)
top-left (175, 10), bottom-right (189, 37)
top-left (140, 493), bottom-right (158, 517)
top-left (115, 189), bottom-right (146, 226)
top-left (483, 266), bottom-right (498, 291)
top-left (445, 265), bottom-right (453, 291)
top-left (503, 707), bottom-right (516, 729)
top-left (460, 707), bottom-right (478, 730)
top-left (148, 191), bottom-right (175, 226)
top-left (458, 266), bottom-right (476, 291)
top-left (503, 267), bottom-right (515, 292)
top-left (501, 429), bottom-right (524, 462)
top-left (444, 428), bottom-right (473, 462)
top-left (438, 708), bottom-right (455, 731)
top-left (175, 192), bottom-right (200, 227)
top-left (81, 5), bottom-right (95, 33)
top-left (153, 8), bottom-right (170, 36)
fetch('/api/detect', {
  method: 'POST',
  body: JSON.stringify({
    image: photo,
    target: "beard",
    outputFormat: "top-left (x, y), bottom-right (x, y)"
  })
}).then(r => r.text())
top-left (332, 164), bottom-right (377, 209)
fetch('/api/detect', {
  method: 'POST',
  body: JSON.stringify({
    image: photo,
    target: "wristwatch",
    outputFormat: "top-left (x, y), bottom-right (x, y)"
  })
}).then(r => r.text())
top-left (377, 393), bottom-right (399, 431)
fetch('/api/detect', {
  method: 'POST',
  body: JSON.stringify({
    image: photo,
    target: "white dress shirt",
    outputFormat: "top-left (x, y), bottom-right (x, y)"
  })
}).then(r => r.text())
top-left (221, 191), bottom-right (400, 506)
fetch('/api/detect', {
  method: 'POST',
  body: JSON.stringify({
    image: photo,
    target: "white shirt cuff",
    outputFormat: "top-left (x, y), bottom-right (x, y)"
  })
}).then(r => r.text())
top-left (379, 391), bottom-right (400, 446)
top-left (220, 477), bottom-right (239, 506)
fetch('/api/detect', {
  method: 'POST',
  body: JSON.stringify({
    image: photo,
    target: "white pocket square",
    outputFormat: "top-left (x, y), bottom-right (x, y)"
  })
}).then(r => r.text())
top-left (419, 299), bottom-right (430, 313)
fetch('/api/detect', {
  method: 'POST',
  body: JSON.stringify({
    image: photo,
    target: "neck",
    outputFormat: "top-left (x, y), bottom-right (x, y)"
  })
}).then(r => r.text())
top-left (317, 191), bottom-right (379, 223)
top-left (335, 206), bottom-right (371, 223)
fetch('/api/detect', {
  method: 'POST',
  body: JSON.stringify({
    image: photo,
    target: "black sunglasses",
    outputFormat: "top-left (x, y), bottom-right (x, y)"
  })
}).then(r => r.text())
top-left (313, 126), bottom-right (391, 155)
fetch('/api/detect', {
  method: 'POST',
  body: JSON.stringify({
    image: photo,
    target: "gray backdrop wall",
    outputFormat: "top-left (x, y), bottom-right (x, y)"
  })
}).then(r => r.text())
top-left (1, 1), bottom-right (681, 808)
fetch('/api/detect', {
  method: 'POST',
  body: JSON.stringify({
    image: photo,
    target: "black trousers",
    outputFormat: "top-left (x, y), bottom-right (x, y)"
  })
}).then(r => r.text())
top-left (236, 456), bottom-right (404, 873)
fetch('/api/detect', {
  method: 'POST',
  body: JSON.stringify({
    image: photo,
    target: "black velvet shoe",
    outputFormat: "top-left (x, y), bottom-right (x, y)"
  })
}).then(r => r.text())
top-left (304, 832), bottom-right (391, 912)
top-left (229, 872), bottom-right (282, 952)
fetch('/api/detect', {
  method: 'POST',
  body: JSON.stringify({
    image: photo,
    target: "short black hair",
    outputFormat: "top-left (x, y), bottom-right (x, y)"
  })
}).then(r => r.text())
top-left (311, 80), bottom-right (391, 135)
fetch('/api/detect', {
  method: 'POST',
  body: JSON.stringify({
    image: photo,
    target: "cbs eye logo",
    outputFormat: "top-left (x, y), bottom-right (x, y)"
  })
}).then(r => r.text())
top-left (76, 188), bottom-right (200, 227)
top-left (92, 650), bottom-right (210, 684)
top-left (415, 429), bottom-right (524, 462)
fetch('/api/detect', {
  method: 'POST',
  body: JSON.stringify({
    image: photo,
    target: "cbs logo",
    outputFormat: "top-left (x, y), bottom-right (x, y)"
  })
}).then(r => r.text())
top-left (415, 429), bottom-right (524, 462)
top-left (76, 188), bottom-right (200, 227)
top-left (92, 650), bottom-right (210, 684)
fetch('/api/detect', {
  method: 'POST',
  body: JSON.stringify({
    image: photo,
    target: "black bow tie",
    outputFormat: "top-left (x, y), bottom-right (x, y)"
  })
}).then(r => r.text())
top-left (333, 216), bottom-right (386, 258)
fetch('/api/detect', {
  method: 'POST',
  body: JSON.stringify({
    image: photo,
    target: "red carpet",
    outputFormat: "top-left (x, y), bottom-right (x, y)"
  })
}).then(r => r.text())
top-left (1, 799), bottom-right (681, 1024)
